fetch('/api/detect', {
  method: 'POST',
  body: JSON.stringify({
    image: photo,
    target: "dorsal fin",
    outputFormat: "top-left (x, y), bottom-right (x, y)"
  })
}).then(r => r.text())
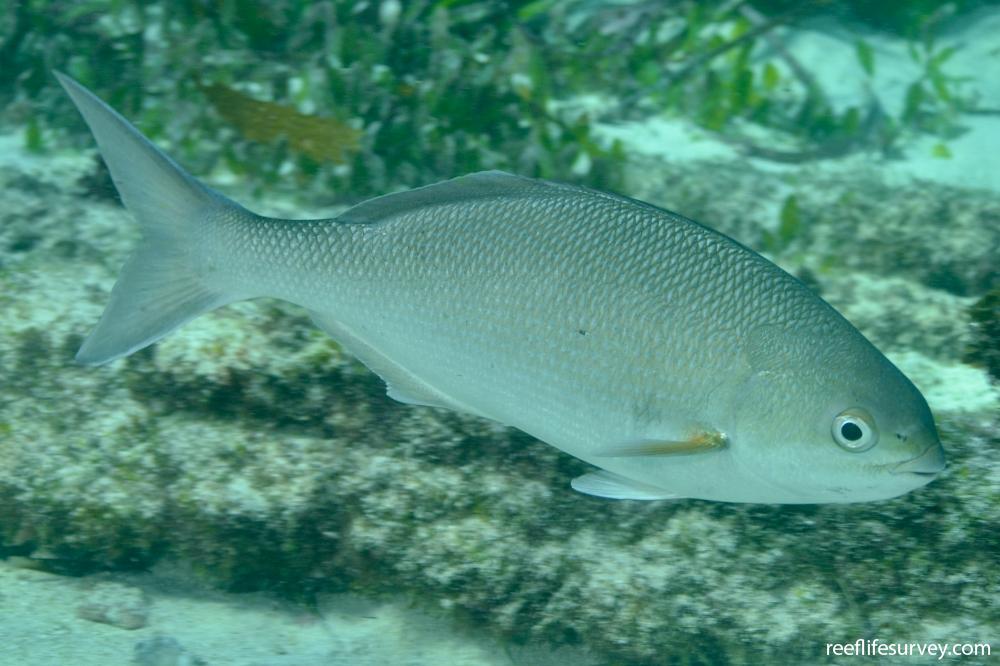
top-left (336, 171), bottom-right (549, 225)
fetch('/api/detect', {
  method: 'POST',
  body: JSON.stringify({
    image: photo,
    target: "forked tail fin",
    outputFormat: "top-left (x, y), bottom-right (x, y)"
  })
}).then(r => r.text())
top-left (56, 71), bottom-right (247, 365)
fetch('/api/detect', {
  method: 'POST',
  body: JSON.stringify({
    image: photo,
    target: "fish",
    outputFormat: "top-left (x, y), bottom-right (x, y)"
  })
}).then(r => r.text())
top-left (55, 71), bottom-right (946, 504)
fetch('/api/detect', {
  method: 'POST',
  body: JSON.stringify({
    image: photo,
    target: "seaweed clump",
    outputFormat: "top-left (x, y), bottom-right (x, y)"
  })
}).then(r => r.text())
top-left (964, 287), bottom-right (1000, 383)
top-left (0, 1), bottom-right (990, 201)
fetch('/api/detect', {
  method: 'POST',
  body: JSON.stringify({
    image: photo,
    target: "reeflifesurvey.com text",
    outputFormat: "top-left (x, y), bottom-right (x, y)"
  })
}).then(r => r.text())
top-left (826, 639), bottom-right (991, 660)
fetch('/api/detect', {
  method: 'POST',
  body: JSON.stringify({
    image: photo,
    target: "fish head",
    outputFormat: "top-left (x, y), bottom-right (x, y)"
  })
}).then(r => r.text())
top-left (729, 323), bottom-right (945, 503)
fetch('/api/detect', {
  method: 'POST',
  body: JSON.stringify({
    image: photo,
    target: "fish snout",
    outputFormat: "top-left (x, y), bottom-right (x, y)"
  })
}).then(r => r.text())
top-left (891, 442), bottom-right (946, 476)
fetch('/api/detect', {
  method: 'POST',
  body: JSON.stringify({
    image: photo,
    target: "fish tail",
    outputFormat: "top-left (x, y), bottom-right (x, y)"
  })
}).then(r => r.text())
top-left (56, 72), bottom-right (243, 365)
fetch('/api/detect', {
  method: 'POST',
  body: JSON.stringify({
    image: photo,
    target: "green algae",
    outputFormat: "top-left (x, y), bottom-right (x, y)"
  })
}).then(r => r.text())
top-left (1, 1), bottom-right (988, 205)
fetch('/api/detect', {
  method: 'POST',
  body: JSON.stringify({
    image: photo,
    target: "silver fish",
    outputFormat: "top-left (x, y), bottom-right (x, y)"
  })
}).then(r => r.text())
top-left (57, 72), bottom-right (945, 504)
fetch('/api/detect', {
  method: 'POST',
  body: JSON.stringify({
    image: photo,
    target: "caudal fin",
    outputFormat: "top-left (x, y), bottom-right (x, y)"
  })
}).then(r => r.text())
top-left (56, 71), bottom-right (245, 365)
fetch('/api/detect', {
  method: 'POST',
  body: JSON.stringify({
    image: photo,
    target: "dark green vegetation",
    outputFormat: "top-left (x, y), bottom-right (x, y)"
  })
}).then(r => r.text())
top-left (0, 0), bottom-right (991, 200)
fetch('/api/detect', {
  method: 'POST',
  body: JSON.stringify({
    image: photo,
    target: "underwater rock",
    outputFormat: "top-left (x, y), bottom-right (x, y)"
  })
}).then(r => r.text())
top-left (245, 658), bottom-right (333, 666)
top-left (76, 581), bottom-right (149, 630)
top-left (964, 287), bottom-right (1000, 383)
top-left (818, 272), bottom-right (971, 361)
top-left (799, 177), bottom-right (999, 297)
top-left (134, 635), bottom-right (204, 666)
top-left (1, 136), bottom-right (998, 664)
top-left (625, 157), bottom-right (999, 299)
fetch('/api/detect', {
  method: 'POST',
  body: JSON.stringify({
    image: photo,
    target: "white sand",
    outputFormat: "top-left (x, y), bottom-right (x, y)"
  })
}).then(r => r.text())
top-left (0, 559), bottom-right (589, 666)
top-left (596, 7), bottom-right (1000, 193)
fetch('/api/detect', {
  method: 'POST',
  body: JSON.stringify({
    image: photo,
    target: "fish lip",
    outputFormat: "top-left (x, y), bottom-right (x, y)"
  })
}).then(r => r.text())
top-left (891, 443), bottom-right (946, 476)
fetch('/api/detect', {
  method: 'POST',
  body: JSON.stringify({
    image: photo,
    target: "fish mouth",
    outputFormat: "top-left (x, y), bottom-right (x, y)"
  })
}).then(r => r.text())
top-left (891, 443), bottom-right (946, 476)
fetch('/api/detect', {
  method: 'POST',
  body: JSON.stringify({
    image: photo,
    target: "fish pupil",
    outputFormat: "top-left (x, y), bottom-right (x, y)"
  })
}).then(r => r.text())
top-left (841, 422), bottom-right (864, 441)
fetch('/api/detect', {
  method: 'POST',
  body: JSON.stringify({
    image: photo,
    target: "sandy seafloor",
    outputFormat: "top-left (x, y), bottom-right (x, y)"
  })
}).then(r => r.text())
top-left (0, 559), bottom-right (590, 666)
top-left (1, 9), bottom-right (999, 666)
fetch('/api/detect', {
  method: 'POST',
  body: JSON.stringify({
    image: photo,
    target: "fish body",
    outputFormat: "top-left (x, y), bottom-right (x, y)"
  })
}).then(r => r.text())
top-left (56, 72), bottom-right (945, 503)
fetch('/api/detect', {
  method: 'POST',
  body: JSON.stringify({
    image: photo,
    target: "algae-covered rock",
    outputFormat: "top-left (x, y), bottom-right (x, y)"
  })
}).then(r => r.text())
top-left (626, 157), bottom-right (1000, 299)
top-left (798, 178), bottom-right (999, 297)
top-left (2, 141), bottom-right (998, 665)
top-left (964, 287), bottom-right (1000, 383)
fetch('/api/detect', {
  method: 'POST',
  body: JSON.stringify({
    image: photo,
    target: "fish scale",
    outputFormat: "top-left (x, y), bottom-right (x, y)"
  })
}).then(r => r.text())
top-left (56, 71), bottom-right (946, 503)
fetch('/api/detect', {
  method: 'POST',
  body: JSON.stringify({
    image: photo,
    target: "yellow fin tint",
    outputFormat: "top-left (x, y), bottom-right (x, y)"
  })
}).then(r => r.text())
top-left (594, 430), bottom-right (728, 457)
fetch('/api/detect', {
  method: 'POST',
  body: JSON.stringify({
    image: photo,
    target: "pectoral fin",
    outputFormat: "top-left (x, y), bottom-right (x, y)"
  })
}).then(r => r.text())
top-left (593, 429), bottom-right (728, 457)
top-left (571, 470), bottom-right (681, 500)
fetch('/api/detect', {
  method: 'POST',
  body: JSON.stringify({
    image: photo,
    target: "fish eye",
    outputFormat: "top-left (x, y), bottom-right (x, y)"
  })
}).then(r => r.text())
top-left (832, 408), bottom-right (878, 452)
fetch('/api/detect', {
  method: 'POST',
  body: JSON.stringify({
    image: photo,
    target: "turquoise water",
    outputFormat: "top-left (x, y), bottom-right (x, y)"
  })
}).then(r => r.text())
top-left (1, 2), bottom-right (998, 664)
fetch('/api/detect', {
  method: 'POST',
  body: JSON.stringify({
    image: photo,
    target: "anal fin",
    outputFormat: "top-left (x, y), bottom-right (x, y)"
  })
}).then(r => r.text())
top-left (308, 310), bottom-right (489, 418)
